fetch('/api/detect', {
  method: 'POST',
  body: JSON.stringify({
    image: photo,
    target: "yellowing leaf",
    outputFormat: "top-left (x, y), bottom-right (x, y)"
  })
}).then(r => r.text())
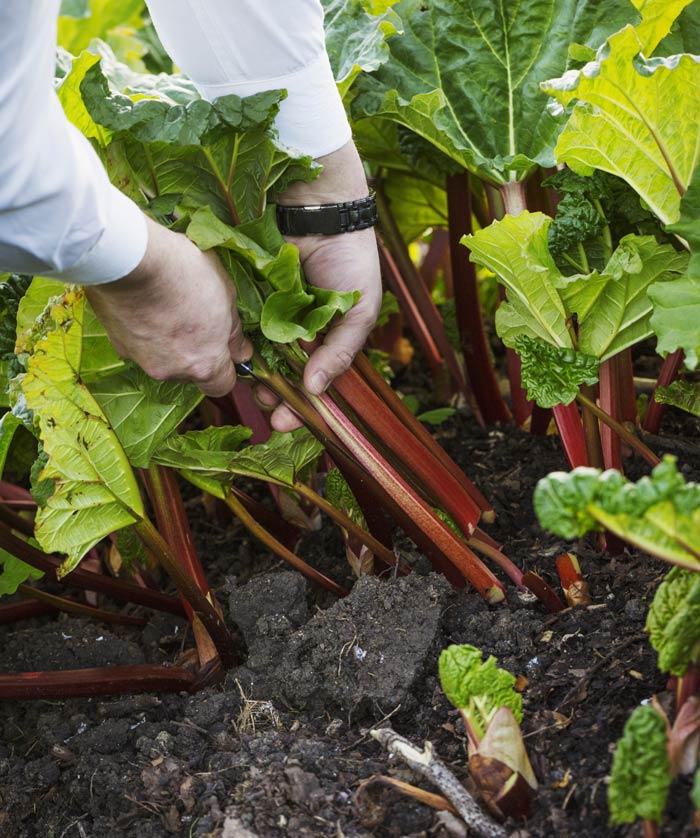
top-left (543, 26), bottom-right (700, 225)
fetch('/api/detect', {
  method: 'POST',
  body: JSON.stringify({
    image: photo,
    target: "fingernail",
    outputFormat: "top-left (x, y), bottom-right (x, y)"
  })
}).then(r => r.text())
top-left (308, 372), bottom-right (328, 394)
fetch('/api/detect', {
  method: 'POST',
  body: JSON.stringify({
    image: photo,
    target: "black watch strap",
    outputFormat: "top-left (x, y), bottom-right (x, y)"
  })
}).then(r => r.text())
top-left (276, 191), bottom-right (377, 236)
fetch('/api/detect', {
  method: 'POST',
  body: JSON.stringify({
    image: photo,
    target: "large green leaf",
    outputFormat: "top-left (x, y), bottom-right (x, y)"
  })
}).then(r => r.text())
top-left (19, 291), bottom-right (144, 576)
top-left (90, 366), bottom-right (202, 469)
top-left (557, 236), bottom-right (688, 361)
top-left (352, 0), bottom-right (639, 183)
top-left (608, 704), bottom-right (672, 825)
top-left (383, 170), bottom-right (448, 243)
top-left (534, 456), bottom-right (700, 569)
top-left (75, 50), bottom-right (316, 224)
top-left (322, 0), bottom-right (401, 98)
top-left (654, 0), bottom-right (700, 56)
top-left (516, 335), bottom-right (599, 408)
top-left (542, 25), bottom-right (700, 225)
top-left (464, 212), bottom-right (573, 349)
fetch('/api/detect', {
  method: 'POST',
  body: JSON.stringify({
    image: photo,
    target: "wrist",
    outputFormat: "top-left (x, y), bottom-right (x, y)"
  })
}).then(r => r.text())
top-left (277, 140), bottom-right (369, 206)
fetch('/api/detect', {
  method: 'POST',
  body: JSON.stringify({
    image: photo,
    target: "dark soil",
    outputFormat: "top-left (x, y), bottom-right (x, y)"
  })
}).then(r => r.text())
top-left (1, 405), bottom-right (699, 838)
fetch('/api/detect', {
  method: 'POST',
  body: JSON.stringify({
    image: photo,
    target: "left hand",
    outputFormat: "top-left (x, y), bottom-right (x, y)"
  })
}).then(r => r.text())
top-left (260, 140), bottom-right (382, 432)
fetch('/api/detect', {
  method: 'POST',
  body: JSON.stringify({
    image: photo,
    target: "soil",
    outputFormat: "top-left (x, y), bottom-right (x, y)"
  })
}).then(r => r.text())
top-left (1, 402), bottom-right (700, 838)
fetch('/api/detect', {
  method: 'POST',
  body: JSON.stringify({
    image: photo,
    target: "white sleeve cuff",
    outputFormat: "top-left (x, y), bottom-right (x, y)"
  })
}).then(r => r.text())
top-left (43, 187), bottom-right (148, 286)
top-left (195, 50), bottom-right (351, 159)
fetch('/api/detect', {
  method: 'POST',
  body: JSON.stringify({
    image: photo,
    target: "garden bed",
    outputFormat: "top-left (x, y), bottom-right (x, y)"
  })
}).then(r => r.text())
top-left (1, 406), bottom-right (697, 838)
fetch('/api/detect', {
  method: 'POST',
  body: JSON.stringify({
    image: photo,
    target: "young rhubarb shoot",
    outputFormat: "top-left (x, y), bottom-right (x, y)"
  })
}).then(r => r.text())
top-left (647, 568), bottom-right (700, 679)
top-left (439, 644), bottom-right (537, 819)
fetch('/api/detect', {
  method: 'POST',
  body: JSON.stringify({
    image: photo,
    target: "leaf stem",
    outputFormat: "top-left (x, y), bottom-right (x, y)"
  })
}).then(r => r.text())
top-left (575, 392), bottom-right (660, 468)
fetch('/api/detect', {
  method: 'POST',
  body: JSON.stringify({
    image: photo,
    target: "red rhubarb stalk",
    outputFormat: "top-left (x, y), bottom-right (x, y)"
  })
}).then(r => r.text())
top-left (377, 237), bottom-right (443, 377)
top-left (643, 349), bottom-right (684, 434)
top-left (576, 393), bottom-right (660, 468)
top-left (17, 584), bottom-right (148, 627)
top-left (420, 228), bottom-right (451, 294)
top-left (599, 358), bottom-right (623, 470)
top-left (353, 353), bottom-right (494, 519)
top-left (310, 392), bottom-right (505, 603)
top-left (332, 367), bottom-right (483, 537)
top-left (552, 402), bottom-right (589, 468)
top-left (0, 665), bottom-right (196, 700)
top-left (0, 599), bottom-right (56, 624)
top-left (447, 172), bottom-right (511, 425)
top-left (376, 189), bottom-right (475, 402)
top-left (0, 523), bottom-right (185, 616)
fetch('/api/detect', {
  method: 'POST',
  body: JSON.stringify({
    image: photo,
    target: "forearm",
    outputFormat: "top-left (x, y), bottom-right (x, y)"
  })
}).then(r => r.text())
top-left (0, 2), bottom-right (147, 283)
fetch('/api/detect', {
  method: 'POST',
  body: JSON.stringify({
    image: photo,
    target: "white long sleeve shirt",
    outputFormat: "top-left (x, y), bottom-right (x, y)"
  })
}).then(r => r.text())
top-left (0, 1), bottom-right (349, 285)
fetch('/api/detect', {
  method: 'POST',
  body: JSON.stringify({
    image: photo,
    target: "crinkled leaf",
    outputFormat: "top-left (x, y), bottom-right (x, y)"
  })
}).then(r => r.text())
top-left (19, 290), bottom-right (144, 576)
top-left (608, 704), bottom-right (672, 825)
top-left (647, 567), bottom-right (700, 676)
top-left (558, 236), bottom-right (688, 361)
top-left (72, 47), bottom-right (316, 224)
top-left (465, 212), bottom-right (573, 349)
top-left (153, 427), bottom-right (322, 489)
top-left (114, 525), bottom-right (149, 572)
top-left (516, 335), bottom-right (599, 408)
top-left (14, 278), bottom-right (65, 356)
top-left (650, 276), bottom-right (700, 370)
top-left (90, 366), bottom-right (202, 468)
top-left (322, 0), bottom-right (401, 98)
top-left (352, 0), bottom-right (640, 183)
top-left (439, 644), bottom-right (523, 740)
top-left (534, 456), bottom-right (700, 568)
top-left (0, 548), bottom-right (43, 597)
top-left (655, 381), bottom-right (700, 417)
top-left (542, 26), bottom-right (700, 225)
top-left (547, 192), bottom-right (604, 256)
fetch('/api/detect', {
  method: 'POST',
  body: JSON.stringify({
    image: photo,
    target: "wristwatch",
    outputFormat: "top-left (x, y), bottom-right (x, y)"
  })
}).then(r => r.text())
top-left (276, 191), bottom-right (377, 236)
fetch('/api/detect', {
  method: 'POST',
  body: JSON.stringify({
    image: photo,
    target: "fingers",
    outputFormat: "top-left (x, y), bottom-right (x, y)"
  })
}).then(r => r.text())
top-left (270, 403), bottom-right (303, 433)
top-left (229, 302), bottom-right (253, 363)
top-left (303, 295), bottom-right (380, 395)
top-left (190, 349), bottom-right (238, 398)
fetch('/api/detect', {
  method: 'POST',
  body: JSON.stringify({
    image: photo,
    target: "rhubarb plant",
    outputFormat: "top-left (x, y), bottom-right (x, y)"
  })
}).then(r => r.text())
top-left (534, 456), bottom-right (700, 570)
top-left (439, 644), bottom-right (537, 819)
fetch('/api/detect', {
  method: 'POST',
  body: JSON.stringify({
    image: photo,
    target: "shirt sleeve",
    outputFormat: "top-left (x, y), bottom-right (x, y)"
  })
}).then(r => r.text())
top-left (145, 0), bottom-right (351, 159)
top-left (0, 2), bottom-right (148, 285)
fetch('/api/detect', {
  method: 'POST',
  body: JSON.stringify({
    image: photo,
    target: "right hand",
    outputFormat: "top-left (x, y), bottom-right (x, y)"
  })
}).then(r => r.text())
top-left (86, 216), bottom-right (252, 397)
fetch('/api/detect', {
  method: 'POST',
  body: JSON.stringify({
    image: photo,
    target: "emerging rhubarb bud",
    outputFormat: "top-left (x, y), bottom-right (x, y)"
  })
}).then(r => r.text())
top-left (555, 552), bottom-right (591, 607)
top-left (438, 644), bottom-right (538, 819)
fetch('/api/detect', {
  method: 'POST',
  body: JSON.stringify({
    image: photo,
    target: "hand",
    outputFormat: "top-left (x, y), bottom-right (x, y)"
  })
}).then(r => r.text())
top-left (260, 141), bottom-right (382, 431)
top-left (85, 217), bottom-right (252, 397)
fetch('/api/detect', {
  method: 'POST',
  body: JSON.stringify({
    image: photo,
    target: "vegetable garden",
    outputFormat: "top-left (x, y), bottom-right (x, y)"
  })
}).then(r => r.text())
top-left (1, 0), bottom-right (700, 835)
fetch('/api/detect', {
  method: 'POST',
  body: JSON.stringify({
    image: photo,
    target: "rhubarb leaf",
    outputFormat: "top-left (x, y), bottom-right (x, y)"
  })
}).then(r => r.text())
top-left (0, 548), bottom-right (43, 597)
top-left (465, 212), bottom-right (573, 350)
top-left (649, 276), bottom-right (700, 371)
top-left (516, 335), bottom-right (599, 408)
top-left (326, 468), bottom-right (364, 526)
top-left (439, 644), bottom-right (522, 741)
top-left (322, 0), bottom-right (401, 97)
top-left (0, 276), bottom-right (32, 361)
top-left (534, 456), bottom-right (700, 569)
top-left (19, 290), bottom-right (144, 575)
top-left (647, 567), bottom-right (700, 676)
top-left (668, 162), bottom-right (700, 275)
top-left (383, 170), bottom-right (448, 243)
top-left (352, 0), bottom-right (639, 183)
top-left (558, 236), bottom-right (688, 361)
top-left (655, 381), bottom-right (700, 417)
top-left (0, 413), bottom-right (36, 482)
top-left (153, 427), bottom-right (323, 488)
top-left (629, 0), bottom-right (697, 55)
top-left (77, 47), bottom-right (316, 224)
top-left (58, 0), bottom-right (144, 54)
top-left (90, 366), bottom-right (203, 469)
top-left (655, 0), bottom-right (700, 56)
top-left (542, 26), bottom-right (700, 225)
top-left (608, 704), bottom-right (672, 825)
